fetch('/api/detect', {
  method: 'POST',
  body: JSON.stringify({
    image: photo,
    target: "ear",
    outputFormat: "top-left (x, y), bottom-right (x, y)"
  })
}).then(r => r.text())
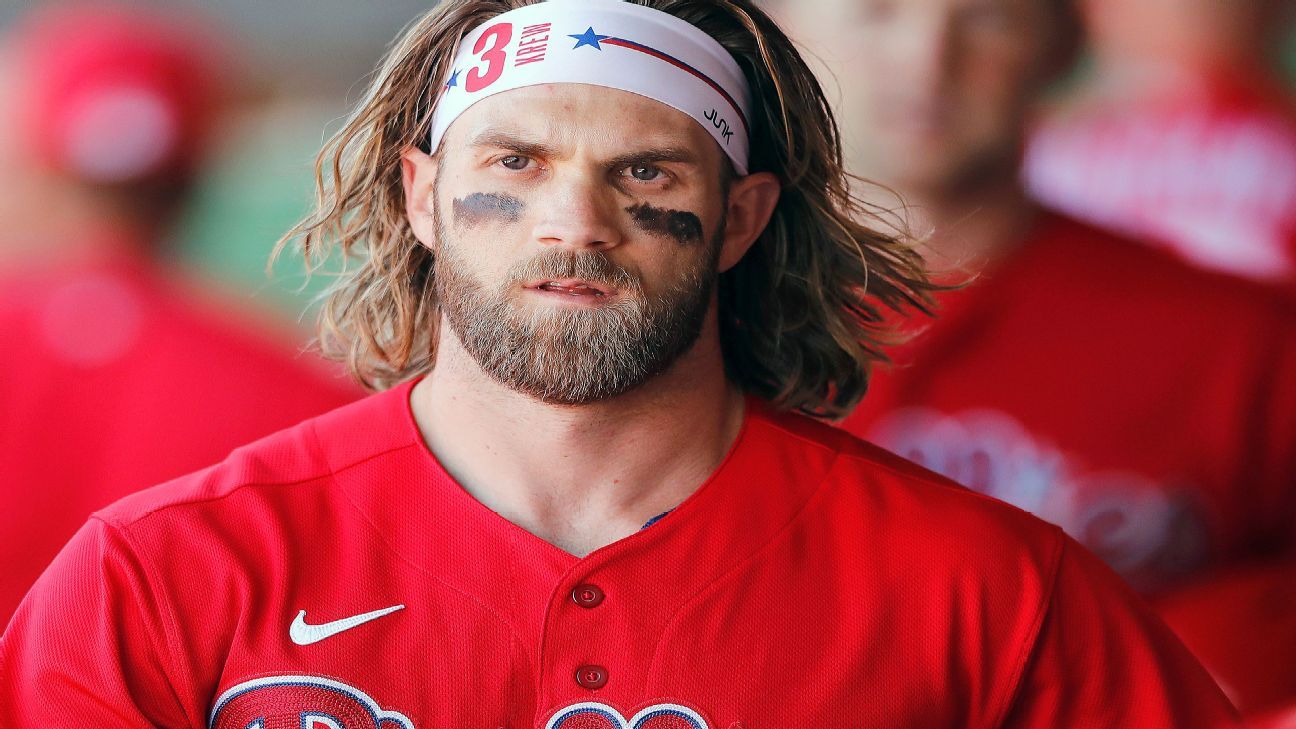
top-left (718, 171), bottom-right (781, 272)
top-left (401, 146), bottom-right (439, 251)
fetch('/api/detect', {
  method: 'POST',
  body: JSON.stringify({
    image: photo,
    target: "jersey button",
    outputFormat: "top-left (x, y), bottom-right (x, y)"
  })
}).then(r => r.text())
top-left (575, 664), bottom-right (609, 690)
top-left (571, 584), bottom-right (605, 608)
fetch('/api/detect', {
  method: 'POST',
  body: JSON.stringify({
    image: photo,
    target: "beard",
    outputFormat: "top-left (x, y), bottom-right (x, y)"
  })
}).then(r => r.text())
top-left (433, 221), bottom-right (720, 405)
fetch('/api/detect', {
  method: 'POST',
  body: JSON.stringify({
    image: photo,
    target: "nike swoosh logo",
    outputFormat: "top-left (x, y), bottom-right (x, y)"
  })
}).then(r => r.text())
top-left (289, 604), bottom-right (405, 646)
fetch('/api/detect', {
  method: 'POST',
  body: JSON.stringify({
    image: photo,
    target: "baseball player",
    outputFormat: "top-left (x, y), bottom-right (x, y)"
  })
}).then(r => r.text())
top-left (1024, 0), bottom-right (1296, 285)
top-left (0, 5), bottom-right (362, 623)
top-left (776, 0), bottom-right (1296, 716)
top-left (0, 1), bottom-right (1241, 726)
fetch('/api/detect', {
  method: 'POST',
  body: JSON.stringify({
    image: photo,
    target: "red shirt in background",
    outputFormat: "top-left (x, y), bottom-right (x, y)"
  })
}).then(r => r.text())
top-left (0, 248), bottom-right (362, 623)
top-left (0, 379), bottom-right (1239, 726)
top-left (845, 210), bottom-right (1296, 713)
top-left (1025, 76), bottom-right (1296, 286)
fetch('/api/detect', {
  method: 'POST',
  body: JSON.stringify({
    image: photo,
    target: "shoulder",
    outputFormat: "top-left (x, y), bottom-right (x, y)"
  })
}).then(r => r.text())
top-left (95, 382), bottom-right (418, 530)
top-left (749, 404), bottom-right (1077, 699)
top-left (752, 404), bottom-right (1066, 568)
top-left (1017, 211), bottom-right (1293, 321)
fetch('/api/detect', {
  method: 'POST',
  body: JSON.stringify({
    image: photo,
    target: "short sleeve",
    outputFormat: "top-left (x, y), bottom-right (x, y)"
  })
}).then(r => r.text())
top-left (999, 536), bottom-right (1242, 728)
top-left (0, 516), bottom-right (191, 726)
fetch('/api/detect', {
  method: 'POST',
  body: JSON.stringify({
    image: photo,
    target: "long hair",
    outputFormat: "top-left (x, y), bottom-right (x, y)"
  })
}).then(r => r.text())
top-left (278, 0), bottom-right (939, 420)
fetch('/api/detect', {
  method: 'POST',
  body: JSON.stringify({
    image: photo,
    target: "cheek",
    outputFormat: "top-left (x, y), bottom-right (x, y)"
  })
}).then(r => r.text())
top-left (959, 68), bottom-right (1036, 139)
top-left (633, 244), bottom-right (719, 300)
top-left (963, 36), bottom-right (1041, 94)
top-left (435, 210), bottom-right (516, 279)
top-left (437, 237), bottom-right (516, 295)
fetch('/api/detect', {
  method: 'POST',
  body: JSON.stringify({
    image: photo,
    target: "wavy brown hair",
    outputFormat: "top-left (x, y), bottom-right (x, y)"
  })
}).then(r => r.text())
top-left (278, 0), bottom-right (939, 419)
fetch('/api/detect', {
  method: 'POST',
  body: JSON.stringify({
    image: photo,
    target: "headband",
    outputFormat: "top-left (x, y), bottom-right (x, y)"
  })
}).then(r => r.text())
top-left (429, 0), bottom-right (753, 175)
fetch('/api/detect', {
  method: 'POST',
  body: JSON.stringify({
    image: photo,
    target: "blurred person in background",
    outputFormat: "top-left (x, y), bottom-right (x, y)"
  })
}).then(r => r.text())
top-left (0, 3), bottom-right (361, 623)
top-left (776, 0), bottom-right (1296, 719)
top-left (0, 0), bottom-right (1244, 724)
top-left (1024, 0), bottom-right (1296, 286)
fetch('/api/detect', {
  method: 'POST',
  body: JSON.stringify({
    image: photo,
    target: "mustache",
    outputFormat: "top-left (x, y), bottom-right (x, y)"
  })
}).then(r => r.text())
top-left (507, 249), bottom-right (641, 291)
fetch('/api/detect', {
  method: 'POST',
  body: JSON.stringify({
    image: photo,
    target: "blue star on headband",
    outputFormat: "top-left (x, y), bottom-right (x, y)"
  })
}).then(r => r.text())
top-left (446, 69), bottom-right (461, 89)
top-left (569, 26), bottom-right (611, 50)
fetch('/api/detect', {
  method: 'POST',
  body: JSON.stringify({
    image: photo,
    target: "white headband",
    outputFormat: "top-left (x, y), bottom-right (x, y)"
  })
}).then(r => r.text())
top-left (429, 0), bottom-right (753, 175)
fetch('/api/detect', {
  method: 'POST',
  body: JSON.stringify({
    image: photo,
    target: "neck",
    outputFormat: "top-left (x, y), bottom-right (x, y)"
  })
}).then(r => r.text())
top-left (409, 307), bottom-right (745, 557)
top-left (881, 175), bottom-right (1039, 273)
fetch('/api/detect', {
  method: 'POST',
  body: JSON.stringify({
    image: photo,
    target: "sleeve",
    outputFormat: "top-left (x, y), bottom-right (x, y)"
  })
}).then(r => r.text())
top-left (997, 536), bottom-right (1242, 728)
top-left (0, 516), bottom-right (192, 727)
top-left (1154, 560), bottom-right (1296, 714)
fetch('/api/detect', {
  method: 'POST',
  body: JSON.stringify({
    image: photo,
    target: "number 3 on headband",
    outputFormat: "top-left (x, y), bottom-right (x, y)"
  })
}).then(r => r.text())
top-left (466, 23), bottom-right (513, 93)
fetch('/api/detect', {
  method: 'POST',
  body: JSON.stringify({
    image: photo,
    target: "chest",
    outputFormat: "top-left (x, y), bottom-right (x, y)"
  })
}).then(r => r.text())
top-left (183, 539), bottom-right (1005, 729)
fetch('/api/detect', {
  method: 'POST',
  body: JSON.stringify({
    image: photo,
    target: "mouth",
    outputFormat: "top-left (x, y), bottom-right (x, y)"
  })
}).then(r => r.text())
top-left (524, 278), bottom-right (615, 298)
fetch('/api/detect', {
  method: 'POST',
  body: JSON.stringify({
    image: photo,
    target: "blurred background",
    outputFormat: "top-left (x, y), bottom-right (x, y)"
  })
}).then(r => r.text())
top-left (768, 1), bottom-right (1296, 726)
top-left (0, 0), bottom-right (435, 307)
top-left (0, 0), bottom-right (1285, 312)
top-left (0, 0), bottom-right (1293, 725)
top-left (0, 1), bottom-right (1287, 316)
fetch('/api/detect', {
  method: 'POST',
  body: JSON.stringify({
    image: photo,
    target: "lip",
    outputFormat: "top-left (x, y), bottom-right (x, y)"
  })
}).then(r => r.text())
top-left (522, 278), bottom-right (615, 298)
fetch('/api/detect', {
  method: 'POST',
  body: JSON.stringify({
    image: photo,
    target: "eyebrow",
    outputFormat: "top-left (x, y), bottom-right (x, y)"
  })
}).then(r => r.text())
top-left (468, 128), bottom-right (700, 168)
top-left (605, 147), bottom-right (700, 169)
top-left (468, 129), bottom-right (558, 159)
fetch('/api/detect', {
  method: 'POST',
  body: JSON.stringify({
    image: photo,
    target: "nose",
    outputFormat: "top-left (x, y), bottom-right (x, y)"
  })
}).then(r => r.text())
top-left (530, 172), bottom-right (623, 251)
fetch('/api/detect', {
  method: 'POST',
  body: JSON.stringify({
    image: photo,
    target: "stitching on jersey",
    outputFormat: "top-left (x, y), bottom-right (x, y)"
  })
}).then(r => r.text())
top-left (534, 394), bottom-right (767, 691)
top-left (643, 450), bottom-right (844, 690)
top-left (99, 516), bottom-right (199, 726)
top-left (504, 528), bottom-right (526, 715)
top-left (330, 465), bottom-right (535, 682)
top-left (305, 413), bottom-right (426, 483)
top-left (838, 444), bottom-right (1047, 520)
top-left (987, 525), bottom-right (1067, 729)
top-left (96, 399), bottom-right (423, 529)
top-left (104, 434), bottom-right (422, 530)
top-left (759, 414), bottom-right (986, 502)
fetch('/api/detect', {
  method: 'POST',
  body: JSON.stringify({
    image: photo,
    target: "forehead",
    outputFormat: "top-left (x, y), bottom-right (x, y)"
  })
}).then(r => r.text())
top-left (441, 83), bottom-right (720, 162)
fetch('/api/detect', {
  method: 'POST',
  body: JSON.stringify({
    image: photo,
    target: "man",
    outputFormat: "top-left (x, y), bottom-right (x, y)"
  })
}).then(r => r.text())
top-left (0, 4), bottom-right (361, 621)
top-left (1024, 0), bottom-right (1296, 285)
top-left (775, 0), bottom-right (1296, 716)
top-left (0, 0), bottom-right (1239, 726)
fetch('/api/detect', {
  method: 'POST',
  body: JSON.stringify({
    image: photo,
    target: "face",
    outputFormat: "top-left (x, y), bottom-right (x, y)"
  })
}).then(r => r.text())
top-left (0, 48), bottom-right (52, 260)
top-left (778, 0), bottom-right (1061, 194)
top-left (404, 84), bottom-right (776, 405)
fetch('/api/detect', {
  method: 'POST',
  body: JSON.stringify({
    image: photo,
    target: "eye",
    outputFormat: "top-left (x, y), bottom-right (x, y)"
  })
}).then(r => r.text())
top-left (626, 164), bottom-right (664, 182)
top-left (499, 155), bottom-right (531, 171)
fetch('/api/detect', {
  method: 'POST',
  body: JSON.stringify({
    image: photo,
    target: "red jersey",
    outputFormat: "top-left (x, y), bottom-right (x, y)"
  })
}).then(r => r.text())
top-left (0, 249), bottom-right (361, 622)
top-left (1, 378), bottom-right (1237, 727)
top-left (1024, 76), bottom-right (1296, 285)
top-left (844, 211), bottom-right (1296, 711)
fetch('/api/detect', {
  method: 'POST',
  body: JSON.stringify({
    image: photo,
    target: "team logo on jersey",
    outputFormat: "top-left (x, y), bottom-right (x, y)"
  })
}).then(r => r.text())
top-left (545, 701), bottom-right (709, 729)
top-left (208, 675), bottom-right (415, 729)
top-left (869, 407), bottom-right (1208, 590)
